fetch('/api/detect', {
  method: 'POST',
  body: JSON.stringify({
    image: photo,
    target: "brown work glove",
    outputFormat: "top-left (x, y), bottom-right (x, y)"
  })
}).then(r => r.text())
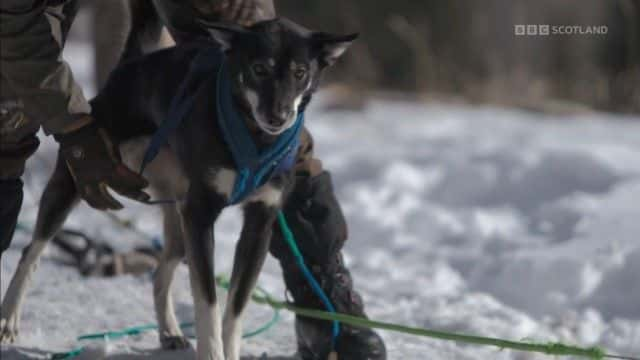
top-left (55, 119), bottom-right (150, 210)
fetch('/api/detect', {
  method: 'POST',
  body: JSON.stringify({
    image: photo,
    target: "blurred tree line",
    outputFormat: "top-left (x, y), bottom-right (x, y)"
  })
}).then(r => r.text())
top-left (278, 0), bottom-right (640, 113)
top-left (77, 0), bottom-right (639, 113)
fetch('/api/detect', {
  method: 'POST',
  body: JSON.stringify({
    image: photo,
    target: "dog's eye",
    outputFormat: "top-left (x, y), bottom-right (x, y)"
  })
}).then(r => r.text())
top-left (252, 63), bottom-right (269, 77)
top-left (294, 68), bottom-right (307, 80)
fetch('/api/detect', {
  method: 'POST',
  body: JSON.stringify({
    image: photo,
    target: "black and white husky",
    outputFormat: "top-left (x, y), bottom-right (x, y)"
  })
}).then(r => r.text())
top-left (0, 18), bottom-right (355, 360)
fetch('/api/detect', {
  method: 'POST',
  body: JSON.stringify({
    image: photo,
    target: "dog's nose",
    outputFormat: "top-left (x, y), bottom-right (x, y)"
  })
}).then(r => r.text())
top-left (274, 103), bottom-right (294, 121)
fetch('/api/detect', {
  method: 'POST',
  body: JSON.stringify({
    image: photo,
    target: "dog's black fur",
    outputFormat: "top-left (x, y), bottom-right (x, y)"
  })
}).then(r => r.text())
top-left (0, 17), bottom-right (356, 360)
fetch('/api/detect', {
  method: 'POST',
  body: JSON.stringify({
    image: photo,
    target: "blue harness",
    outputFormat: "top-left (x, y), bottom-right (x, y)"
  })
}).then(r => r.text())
top-left (140, 45), bottom-right (304, 205)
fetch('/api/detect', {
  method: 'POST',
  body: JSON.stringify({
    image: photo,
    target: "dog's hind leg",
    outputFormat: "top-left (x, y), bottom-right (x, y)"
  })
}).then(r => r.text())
top-left (154, 203), bottom-right (190, 350)
top-left (0, 156), bottom-right (79, 344)
top-left (180, 185), bottom-right (226, 360)
top-left (222, 185), bottom-right (281, 360)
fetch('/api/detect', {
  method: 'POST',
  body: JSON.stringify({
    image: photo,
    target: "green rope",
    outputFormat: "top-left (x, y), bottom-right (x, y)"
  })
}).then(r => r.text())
top-left (247, 287), bottom-right (634, 360)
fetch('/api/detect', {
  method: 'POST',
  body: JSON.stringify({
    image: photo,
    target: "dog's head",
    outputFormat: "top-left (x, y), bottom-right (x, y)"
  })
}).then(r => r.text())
top-left (201, 17), bottom-right (357, 135)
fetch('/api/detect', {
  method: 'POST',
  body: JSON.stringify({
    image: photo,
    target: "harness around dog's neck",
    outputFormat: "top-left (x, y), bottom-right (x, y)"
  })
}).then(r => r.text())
top-left (140, 45), bottom-right (304, 205)
top-left (215, 58), bottom-right (304, 204)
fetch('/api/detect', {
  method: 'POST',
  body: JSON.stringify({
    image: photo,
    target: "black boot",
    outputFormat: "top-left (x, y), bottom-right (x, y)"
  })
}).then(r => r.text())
top-left (271, 172), bottom-right (386, 360)
top-left (0, 179), bottom-right (23, 255)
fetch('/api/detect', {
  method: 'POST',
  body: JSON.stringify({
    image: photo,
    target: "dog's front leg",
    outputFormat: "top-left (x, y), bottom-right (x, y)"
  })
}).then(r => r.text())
top-left (222, 184), bottom-right (282, 360)
top-left (180, 185), bottom-right (226, 360)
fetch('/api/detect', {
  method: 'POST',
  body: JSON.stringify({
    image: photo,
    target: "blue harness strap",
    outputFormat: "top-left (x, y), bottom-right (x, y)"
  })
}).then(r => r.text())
top-left (140, 47), bottom-right (224, 174)
top-left (140, 45), bottom-right (304, 205)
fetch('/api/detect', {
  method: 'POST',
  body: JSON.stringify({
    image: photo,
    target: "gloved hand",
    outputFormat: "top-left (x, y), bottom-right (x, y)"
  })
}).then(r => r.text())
top-left (54, 118), bottom-right (150, 210)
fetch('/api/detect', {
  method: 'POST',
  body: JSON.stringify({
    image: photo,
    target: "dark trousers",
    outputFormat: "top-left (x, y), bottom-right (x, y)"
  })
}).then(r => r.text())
top-left (0, 124), bottom-right (37, 256)
top-left (0, 95), bottom-right (40, 256)
top-left (0, 179), bottom-right (23, 255)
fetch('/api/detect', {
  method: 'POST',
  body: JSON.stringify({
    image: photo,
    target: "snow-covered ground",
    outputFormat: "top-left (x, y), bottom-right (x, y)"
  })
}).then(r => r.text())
top-left (2, 44), bottom-right (640, 360)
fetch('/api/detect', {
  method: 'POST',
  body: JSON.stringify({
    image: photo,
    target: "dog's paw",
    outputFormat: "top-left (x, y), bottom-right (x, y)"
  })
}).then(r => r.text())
top-left (160, 335), bottom-right (191, 350)
top-left (0, 317), bottom-right (19, 344)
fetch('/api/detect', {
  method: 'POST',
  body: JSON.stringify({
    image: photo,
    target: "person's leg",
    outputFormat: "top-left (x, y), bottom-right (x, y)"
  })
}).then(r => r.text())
top-left (0, 97), bottom-right (40, 256)
top-left (92, 0), bottom-right (169, 89)
top-left (269, 129), bottom-right (386, 360)
top-left (152, 0), bottom-right (276, 44)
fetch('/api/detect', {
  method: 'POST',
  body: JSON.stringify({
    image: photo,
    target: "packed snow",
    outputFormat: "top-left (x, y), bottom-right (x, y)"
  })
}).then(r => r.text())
top-left (2, 44), bottom-right (640, 360)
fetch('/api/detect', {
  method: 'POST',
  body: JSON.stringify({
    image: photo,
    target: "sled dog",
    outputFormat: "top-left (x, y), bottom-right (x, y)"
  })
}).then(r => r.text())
top-left (1, 17), bottom-right (356, 360)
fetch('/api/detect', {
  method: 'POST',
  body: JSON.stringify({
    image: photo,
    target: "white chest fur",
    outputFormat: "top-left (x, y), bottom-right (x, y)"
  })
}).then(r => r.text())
top-left (206, 168), bottom-right (282, 207)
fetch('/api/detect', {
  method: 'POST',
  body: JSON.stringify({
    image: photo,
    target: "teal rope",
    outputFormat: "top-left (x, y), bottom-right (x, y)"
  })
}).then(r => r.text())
top-left (15, 222), bottom-right (30, 233)
top-left (238, 285), bottom-right (281, 338)
top-left (15, 222), bottom-right (281, 359)
top-left (51, 347), bottom-right (83, 360)
top-left (28, 211), bottom-right (344, 355)
top-left (50, 280), bottom-right (279, 359)
top-left (277, 211), bottom-right (341, 348)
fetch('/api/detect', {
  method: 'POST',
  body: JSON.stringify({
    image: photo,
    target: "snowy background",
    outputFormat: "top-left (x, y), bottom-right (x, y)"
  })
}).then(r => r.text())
top-left (2, 43), bottom-right (640, 359)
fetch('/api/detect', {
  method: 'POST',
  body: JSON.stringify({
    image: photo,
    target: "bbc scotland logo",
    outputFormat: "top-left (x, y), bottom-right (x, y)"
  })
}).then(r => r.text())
top-left (514, 24), bottom-right (608, 36)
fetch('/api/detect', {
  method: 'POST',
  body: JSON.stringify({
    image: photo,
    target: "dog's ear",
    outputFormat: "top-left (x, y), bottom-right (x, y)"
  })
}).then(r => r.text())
top-left (198, 20), bottom-right (250, 51)
top-left (312, 32), bottom-right (359, 66)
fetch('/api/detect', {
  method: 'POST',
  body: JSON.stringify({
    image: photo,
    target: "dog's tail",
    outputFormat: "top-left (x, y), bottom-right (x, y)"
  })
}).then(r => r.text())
top-left (92, 0), bottom-right (169, 90)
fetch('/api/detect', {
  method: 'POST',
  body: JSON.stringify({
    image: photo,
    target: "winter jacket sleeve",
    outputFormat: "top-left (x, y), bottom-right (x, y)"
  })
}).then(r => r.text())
top-left (154, 0), bottom-right (276, 43)
top-left (0, 0), bottom-right (91, 135)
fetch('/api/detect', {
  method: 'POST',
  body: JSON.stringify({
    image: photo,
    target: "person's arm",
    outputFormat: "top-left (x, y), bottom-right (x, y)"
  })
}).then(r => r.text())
top-left (193, 0), bottom-right (276, 25)
top-left (1, 0), bottom-right (150, 209)
top-left (0, 0), bottom-right (90, 135)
